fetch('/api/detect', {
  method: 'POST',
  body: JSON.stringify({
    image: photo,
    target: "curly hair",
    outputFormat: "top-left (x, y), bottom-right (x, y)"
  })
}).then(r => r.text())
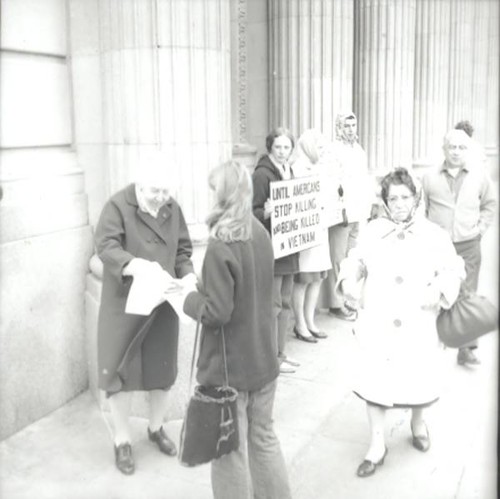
top-left (380, 167), bottom-right (417, 205)
top-left (206, 161), bottom-right (253, 242)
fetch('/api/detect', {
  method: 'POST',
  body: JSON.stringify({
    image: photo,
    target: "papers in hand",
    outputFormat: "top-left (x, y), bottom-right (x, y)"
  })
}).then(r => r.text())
top-left (125, 269), bottom-right (187, 320)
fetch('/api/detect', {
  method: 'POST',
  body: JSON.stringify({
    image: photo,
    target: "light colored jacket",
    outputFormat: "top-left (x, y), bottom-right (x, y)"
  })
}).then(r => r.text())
top-left (421, 162), bottom-right (496, 242)
top-left (338, 216), bottom-right (463, 406)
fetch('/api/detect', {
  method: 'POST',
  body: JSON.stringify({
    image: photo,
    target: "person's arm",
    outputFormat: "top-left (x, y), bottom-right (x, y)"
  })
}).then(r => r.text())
top-left (478, 175), bottom-right (497, 236)
top-left (183, 243), bottom-right (236, 329)
top-left (95, 200), bottom-right (136, 281)
top-left (174, 204), bottom-right (195, 278)
top-left (252, 170), bottom-right (271, 231)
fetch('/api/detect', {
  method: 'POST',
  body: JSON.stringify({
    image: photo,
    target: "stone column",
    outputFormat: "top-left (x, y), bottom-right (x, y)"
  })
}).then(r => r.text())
top-left (354, 0), bottom-right (417, 174)
top-left (96, 0), bottom-right (231, 240)
top-left (448, 0), bottom-right (494, 142)
top-left (412, 0), bottom-right (452, 169)
top-left (268, 0), bottom-right (354, 141)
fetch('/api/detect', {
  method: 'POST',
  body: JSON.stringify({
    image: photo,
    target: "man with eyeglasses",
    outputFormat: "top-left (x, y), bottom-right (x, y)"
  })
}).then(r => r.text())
top-left (421, 129), bottom-right (496, 366)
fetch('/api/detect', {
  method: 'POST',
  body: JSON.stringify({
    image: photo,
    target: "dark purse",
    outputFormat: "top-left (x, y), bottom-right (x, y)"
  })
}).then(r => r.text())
top-left (436, 289), bottom-right (498, 348)
top-left (178, 322), bottom-right (239, 467)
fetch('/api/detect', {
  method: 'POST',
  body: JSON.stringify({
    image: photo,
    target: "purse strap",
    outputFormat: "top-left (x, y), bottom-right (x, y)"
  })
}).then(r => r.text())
top-left (187, 315), bottom-right (230, 395)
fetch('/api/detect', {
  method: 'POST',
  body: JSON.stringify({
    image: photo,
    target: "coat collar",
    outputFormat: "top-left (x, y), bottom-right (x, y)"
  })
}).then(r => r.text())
top-left (125, 183), bottom-right (173, 244)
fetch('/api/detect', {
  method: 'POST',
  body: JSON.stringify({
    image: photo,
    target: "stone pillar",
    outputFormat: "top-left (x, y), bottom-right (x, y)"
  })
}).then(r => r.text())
top-left (354, 0), bottom-right (417, 174)
top-left (412, 0), bottom-right (452, 170)
top-left (268, 0), bottom-right (354, 141)
top-left (0, 0), bottom-right (93, 439)
top-left (69, 0), bottom-right (232, 419)
top-left (96, 0), bottom-right (231, 240)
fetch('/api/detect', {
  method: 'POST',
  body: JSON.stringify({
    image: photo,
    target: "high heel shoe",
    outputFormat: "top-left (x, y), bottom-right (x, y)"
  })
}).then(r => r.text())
top-left (293, 327), bottom-right (318, 343)
top-left (309, 329), bottom-right (328, 339)
top-left (411, 422), bottom-right (431, 452)
top-left (356, 447), bottom-right (388, 478)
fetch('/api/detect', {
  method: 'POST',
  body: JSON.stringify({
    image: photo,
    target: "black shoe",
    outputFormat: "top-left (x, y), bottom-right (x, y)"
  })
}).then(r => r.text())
top-left (411, 422), bottom-right (431, 452)
top-left (148, 426), bottom-right (177, 456)
top-left (114, 443), bottom-right (135, 475)
top-left (309, 329), bottom-right (328, 339)
top-left (293, 327), bottom-right (318, 343)
top-left (356, 447), bottom-right (388, 478)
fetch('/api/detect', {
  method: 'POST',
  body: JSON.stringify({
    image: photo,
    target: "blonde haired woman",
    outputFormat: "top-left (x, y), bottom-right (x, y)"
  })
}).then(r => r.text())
top-left (290, 129), bottom-right (332, 342)
top-left (183, 161), bottom-right (292, 499)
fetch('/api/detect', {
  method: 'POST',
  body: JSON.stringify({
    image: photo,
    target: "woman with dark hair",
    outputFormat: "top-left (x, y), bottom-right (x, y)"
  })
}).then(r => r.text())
top-left (337, 168), bottom-right (464, 477)
top-left (252, 127), bottom-right (300, 373)
top-left (183, 161), bottom-right (292, 499)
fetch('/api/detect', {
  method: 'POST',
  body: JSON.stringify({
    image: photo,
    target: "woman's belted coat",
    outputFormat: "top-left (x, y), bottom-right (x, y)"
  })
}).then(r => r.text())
top-left (95, 184), bottom-right (194, 394)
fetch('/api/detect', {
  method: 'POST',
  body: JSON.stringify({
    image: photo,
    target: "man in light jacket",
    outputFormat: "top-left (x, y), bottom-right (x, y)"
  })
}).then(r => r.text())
top-left (421, 128), bottom-right (496, 366)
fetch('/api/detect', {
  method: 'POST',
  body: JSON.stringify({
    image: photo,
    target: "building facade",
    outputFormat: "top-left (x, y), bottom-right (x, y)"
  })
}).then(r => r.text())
top-left (0, 0), bottom-right (498, 439)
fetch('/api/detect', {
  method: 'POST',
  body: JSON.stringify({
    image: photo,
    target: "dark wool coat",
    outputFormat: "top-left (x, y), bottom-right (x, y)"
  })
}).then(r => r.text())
top-left (252, 154), bottom-right (299, 275)
top-left (183, 218), bottom-right (279, 391)
top-left (95, 184), bottom-right (194, 394)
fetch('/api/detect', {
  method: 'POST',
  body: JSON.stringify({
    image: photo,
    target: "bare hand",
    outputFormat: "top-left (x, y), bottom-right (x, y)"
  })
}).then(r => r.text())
top-left (264, 199), bottom-right (272, 219)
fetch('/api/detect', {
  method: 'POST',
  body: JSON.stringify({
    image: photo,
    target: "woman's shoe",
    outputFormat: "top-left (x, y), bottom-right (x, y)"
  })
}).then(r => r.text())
top-left (148, 426), bottom-right (177, 456)
top-left (309, 329), bottom-right (328, 339)
top-left (293, 327), bottom-right (318, 343)
top-left (114, 443), bottom-right (135, 475)
top-left (411, 422), bottom-right (431, 452)
top-left (356, 447), bottom-right (388, 478)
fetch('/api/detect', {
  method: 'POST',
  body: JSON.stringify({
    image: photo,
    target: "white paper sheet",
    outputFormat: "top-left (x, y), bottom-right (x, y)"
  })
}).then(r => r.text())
top-left (125, 270), bottom-right (188, 321)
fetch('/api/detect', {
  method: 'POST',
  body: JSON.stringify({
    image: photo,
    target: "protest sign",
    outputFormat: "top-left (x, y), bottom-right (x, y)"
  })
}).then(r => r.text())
top-left (270, 176), bottom-right (324, 259)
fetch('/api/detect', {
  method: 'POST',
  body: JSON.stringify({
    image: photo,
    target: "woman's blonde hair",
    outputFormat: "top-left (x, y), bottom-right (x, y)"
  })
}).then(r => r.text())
top-left (206, 161), bottom-right (253, 242)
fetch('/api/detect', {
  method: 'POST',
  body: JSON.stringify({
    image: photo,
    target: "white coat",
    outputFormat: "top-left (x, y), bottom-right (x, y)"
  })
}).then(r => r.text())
top-left (338, 216), bottom-right (464, 407)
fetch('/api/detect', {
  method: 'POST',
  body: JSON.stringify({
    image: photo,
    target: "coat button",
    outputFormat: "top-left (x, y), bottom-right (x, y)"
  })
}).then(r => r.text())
top-left (393, 319), bottom-right (402, 327)
top-left (395, 276), bottom-right (404, 284)
top-left (397, 232), bottom-right (405, 240)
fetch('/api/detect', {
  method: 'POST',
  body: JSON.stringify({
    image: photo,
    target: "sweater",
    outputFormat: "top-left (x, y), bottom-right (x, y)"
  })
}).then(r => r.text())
top-left (183, 217), bottom-right (279, 391)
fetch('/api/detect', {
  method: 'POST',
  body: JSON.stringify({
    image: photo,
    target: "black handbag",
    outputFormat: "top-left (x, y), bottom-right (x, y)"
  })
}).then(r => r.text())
top-left (436, 290), bottom-right (498, 348)
top-left (178, 322), bottom-right (239, 467)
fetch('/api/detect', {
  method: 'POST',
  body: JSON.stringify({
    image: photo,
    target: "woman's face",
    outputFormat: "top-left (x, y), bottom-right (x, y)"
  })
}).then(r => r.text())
top-left (386, 184), bottom-right (415, 222)
top-left (270, 135), bottom-right (293, 165)
top-left (140, 185), bottom-right (170, 211)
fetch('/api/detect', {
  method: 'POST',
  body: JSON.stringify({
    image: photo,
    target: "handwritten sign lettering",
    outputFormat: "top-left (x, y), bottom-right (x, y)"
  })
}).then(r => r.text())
top-left (270, 176), bottom-right (324, 259)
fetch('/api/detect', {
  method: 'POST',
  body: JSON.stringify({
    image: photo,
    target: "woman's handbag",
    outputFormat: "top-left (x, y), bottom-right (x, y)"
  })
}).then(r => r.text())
top-left (178, 322), bottom-right (239, 467)
top-left (436, 289), bottom-right (498, 348)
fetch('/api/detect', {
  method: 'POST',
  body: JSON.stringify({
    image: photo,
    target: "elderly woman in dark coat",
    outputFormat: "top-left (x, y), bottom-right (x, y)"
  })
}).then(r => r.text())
top-left (95, 156), bottom-right (195, 475)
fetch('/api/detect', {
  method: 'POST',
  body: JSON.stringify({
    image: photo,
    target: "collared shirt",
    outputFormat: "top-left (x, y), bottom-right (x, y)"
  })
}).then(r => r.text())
top-left (421, 161), bottom-right (496, 242)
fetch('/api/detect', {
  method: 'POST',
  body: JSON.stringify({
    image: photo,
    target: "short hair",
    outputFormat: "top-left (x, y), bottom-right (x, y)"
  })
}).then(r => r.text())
top-left (265, 127), bottom-right (295, 153)
top-left (380, 168), bottom-right (417, 205)
top-left (455, 120), bottom-right (474, 138)
top-left (206, 161), bottom-right (253, 242)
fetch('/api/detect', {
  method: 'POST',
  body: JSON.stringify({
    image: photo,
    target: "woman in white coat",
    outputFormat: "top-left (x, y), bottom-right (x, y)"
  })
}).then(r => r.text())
top-left (290, 129), bottom-right (332, 343)
top-left (338, 168), bottom-right (463, 477)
